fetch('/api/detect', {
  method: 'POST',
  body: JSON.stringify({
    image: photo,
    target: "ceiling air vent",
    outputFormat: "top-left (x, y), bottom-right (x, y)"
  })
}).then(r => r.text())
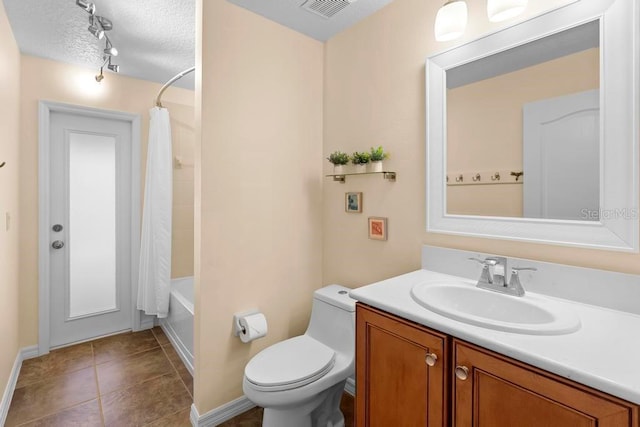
top-left (301, 0), bottom-right (353, 19)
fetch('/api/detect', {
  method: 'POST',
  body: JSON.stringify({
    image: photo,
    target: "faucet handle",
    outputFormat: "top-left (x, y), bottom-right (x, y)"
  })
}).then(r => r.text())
top-left (468, 257), bottom-right (498, 266)
top-left (511, 267), bottom-right (537, 274)
top-left (508, 267), bottom-right (536, 297)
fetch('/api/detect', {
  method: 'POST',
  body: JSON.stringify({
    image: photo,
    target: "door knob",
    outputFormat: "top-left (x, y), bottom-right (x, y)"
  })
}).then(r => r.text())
top-left (51, 240), bottom-right (65, 250)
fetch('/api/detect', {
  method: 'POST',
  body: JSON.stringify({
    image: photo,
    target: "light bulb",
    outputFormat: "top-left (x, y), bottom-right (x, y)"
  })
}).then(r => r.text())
top-left (88, 24), bottom-right (104, 40)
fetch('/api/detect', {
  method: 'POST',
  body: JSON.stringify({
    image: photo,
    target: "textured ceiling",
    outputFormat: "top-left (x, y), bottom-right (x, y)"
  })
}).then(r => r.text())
top-left (3, 0), bottom-right (394, 90)
top-left (2, 0), bottom-right (195, 89)
top-left (227, 0), bottom-right (394, 42)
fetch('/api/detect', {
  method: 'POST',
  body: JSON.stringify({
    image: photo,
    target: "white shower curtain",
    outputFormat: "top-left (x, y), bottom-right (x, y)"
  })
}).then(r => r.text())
top-left (137, 107), bottom-right (173, 318)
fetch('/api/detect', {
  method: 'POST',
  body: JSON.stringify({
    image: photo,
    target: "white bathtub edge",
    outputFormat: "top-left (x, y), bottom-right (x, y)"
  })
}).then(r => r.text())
top-left (160, 321), bottom-right (194, 376)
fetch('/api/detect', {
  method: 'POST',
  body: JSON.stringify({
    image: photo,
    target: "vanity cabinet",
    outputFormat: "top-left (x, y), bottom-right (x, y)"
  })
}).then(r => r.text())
top-left (356, 303), bottom-right (639, 427)
top-left (356, 304), bottom-right (448, 426)
top-left (453, 340), bottom-right (638, 426)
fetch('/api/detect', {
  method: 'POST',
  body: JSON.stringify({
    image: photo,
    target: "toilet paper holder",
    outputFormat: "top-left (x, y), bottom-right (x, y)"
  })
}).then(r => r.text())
top-left (233, 310), bottom-right (260, 336)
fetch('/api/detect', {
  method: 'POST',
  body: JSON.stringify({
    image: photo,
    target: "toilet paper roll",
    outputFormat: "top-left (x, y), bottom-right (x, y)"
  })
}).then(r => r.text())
top-left (239, 313), bottom-right (268, 343)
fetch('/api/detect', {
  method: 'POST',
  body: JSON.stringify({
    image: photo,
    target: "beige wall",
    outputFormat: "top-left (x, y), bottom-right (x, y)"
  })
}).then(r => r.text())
top-left (0, 0), bottom-right (22, 398)
top-left (323, 0), bottom-right (640, 287)
top-left (18, 55), bottom-right (194, 347)
top-left (195, 0), bottom-right (324, 413)
top-left (447, 48), bottom-right (599, 217)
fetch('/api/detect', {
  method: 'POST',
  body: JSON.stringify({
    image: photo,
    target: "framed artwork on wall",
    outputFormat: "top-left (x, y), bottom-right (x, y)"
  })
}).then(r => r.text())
top-left (345, 192), bottom-right (363, 213)
top-left (368, 217), bottom-right (387, 241)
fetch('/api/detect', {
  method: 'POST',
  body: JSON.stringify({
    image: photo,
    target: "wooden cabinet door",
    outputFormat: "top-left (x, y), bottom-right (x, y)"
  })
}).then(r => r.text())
top-left (356, 304), bottom-right (448, 427)
top-left (453, 340), bottom-right (639, 427)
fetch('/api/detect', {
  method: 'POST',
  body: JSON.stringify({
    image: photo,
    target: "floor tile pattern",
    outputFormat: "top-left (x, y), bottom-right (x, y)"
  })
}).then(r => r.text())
top-left (7, 327), bottom-right (355, 426)
top-left (6, 327), bottom-right (192, 427)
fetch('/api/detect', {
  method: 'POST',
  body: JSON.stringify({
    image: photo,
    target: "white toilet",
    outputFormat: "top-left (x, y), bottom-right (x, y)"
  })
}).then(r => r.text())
top-left (242, 284), bottom-right (356, 427)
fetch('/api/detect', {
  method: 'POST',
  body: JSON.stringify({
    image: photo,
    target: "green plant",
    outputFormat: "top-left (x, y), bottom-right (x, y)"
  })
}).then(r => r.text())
top-left (326, 151), bottom-right (350, 165)
top-left (351, 151), bottom-right (371, 165)
top-left (370, 146), bottom-right (388, 161)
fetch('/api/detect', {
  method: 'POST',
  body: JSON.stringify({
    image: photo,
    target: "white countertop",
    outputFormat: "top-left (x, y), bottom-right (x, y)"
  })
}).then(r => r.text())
top-left (350, 269), bottom-right (640, 405)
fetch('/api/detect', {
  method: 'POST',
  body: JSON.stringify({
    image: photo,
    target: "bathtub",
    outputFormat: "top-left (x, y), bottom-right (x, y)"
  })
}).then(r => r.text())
top-left (160, 276), bottom-right (194, 375)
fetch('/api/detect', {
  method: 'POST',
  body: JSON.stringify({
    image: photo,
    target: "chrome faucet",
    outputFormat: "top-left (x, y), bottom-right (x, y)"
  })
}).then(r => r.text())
top-left (469, 256), bottom-right (507, 287)
top-left (469, 257), bottom-right (536, 297)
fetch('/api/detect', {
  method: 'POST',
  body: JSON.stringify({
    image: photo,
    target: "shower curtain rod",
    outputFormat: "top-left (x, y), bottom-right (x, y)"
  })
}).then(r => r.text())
top-left (155, 66), bottom-right (196, 108)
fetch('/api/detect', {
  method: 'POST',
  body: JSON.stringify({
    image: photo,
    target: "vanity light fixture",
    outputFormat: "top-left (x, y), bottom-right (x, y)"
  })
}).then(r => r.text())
top-left (487, 0), bottom-right (527, 22)
top-left (434, 0), bottom-right (468, 42)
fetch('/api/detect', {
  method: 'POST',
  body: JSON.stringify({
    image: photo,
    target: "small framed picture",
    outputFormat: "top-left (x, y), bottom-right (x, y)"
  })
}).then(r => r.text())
top-left (368, 217), bottom-right (388, 241)
top-left (345, 192), bottom-right (363, 213)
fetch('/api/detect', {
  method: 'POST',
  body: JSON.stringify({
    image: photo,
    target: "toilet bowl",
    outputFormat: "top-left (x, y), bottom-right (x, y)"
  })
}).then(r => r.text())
top-left (243, 285), bottom-right (356, 427)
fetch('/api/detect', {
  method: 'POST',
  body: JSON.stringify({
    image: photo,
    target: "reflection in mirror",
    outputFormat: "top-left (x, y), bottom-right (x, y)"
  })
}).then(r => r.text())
top-left (446, 21), bottom-right (599, 221)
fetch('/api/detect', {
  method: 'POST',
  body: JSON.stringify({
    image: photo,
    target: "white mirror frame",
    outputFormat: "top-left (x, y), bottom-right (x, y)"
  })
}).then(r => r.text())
top-left (426, 0), bottom-right (639, 252)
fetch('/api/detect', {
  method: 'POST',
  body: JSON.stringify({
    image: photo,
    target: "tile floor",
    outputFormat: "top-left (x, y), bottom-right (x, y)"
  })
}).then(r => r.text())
top-left (6, 328), bottom-right (355, 426)
top-left (6, 327), bottom-right (193, 426)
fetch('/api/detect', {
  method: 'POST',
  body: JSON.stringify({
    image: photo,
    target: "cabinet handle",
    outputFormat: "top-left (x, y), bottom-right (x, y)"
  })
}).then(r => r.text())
top-left (425, 352), bottom-right (438, 367)
top-left (455, 365), bottom-right (469, 381)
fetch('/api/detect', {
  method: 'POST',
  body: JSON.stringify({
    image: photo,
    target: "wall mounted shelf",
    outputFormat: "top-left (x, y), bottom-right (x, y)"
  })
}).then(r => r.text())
top-left (326, 171), bottom-right (396, 183)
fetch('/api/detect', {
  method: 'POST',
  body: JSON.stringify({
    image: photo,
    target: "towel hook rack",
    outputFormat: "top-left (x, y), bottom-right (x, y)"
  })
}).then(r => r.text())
top-left (0, 161), bottom-right (6, 168)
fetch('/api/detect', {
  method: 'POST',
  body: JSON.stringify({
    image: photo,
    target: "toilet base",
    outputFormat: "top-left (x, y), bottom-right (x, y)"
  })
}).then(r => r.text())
top-left (261, 380), bottom-right (347, 427)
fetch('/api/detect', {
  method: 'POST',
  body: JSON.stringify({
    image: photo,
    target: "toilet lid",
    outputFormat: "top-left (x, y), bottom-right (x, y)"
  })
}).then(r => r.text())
top-left (245, 335), bottom-right (336, 391)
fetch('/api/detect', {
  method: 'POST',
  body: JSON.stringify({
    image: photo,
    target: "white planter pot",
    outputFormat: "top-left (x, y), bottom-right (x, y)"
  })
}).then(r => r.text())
top-left (369, 161), bottom-right (383, 173)
top-left (333, 164), bottom-right (346, 174)
top-left (355, 164), bottom-right (367, 173)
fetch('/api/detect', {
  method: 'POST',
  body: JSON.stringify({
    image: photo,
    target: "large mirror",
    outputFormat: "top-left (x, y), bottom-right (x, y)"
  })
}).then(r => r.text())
top-left (426, 0), bottom-right (638, 251)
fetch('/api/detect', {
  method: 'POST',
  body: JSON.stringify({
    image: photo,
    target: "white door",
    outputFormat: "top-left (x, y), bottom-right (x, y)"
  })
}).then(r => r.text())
top-left (48, 111), bottom-right (133, 348)
top-left (523, 90), bottom-right (599, 221)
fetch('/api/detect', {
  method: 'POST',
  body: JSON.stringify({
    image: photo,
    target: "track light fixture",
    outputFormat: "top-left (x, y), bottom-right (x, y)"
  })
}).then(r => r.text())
top-left (76, 0), bottom-right (95, 14)
top-left (88, 20), bottom-right (104, 39)
top-left (76, 1), bottom-right (120, 82)
top-left (104, 39), bottom-right (118, 56)
top-left (107, 57), bottom-right (120, 73)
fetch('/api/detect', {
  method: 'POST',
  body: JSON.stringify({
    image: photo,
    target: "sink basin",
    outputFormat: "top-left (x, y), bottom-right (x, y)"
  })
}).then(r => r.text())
top-left (410, 281), bottom-right (581, 335)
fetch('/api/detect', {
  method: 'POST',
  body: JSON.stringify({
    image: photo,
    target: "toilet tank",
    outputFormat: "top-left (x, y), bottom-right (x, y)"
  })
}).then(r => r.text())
top-left (305, 285), bottom-right (356, 355)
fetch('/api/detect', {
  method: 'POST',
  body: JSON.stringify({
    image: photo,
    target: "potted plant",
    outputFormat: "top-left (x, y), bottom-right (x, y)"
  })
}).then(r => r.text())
top-left (351, 151), bottom-right (371, 173)
top-left (327, 151), bottom-right (350, 174)
top-left (369, 146), bottom-right (388, 172)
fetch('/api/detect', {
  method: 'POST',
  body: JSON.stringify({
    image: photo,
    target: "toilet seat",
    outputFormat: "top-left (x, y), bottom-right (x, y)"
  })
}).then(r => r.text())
top-left (245, 335), bottom-right (336, 392)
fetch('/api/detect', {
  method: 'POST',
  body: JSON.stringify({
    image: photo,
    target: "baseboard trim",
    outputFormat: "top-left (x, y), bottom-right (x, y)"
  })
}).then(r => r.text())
top-left (21, 346), bottom-right (39, 361)
top-left (140, 316), bottom-right (155, 331)
top-left (190, 396), bottom-right (256, 426)
top-left (0, 346), bottom-right (39, 425)
top-left (189, 379), bottom-right (356, 426)
top-left (345, 377), bottom-right (356, 396)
